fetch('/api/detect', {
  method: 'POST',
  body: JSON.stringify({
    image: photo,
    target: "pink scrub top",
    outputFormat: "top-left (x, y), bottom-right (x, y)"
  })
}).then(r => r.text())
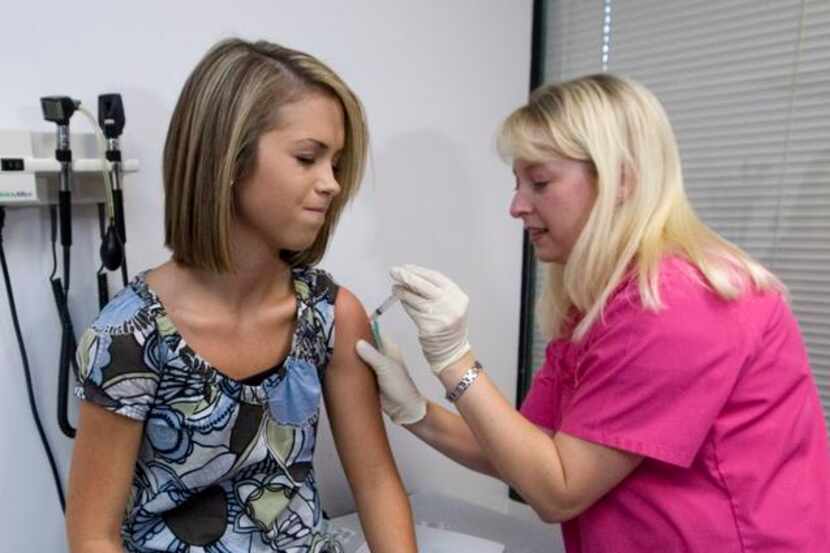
top-left (520, 257), bottom-right (830, 552)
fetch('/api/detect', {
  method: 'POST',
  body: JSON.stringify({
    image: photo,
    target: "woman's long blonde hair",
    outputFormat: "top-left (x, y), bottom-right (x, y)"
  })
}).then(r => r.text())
top-left (498, 74), bottom-right (783, 340)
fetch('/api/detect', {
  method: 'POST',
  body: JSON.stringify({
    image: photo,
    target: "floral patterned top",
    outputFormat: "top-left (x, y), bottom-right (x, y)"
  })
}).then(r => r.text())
top-left (75, 267), bottom-right (342, 553)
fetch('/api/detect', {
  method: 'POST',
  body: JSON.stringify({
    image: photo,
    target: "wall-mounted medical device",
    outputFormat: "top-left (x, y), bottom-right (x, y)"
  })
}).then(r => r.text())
top-left (0, 92), bottom-right (140, 514)
top-left (0, 129), bottom-right (139, 206)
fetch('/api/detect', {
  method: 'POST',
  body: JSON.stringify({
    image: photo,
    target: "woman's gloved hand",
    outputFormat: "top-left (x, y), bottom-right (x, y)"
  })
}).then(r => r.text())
top-left (390, 265), bottom-right (471, 374)
top-left (356, 334), bottom-right (427, 425)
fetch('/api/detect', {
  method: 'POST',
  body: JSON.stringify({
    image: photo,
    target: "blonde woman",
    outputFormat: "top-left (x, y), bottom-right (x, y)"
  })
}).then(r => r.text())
top-left (357, 74), bottom-right (830, 552)
top-left (66, 38), bottom-right (417, 553)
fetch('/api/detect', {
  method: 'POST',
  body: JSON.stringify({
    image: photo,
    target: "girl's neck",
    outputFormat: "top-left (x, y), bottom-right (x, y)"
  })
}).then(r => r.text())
top-left (158, 252), bottom-right (294, 318)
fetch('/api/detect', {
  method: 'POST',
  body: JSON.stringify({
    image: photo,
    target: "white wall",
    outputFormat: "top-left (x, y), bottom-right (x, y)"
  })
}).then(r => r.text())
top-left (0, 1), bottom-right (532, 550)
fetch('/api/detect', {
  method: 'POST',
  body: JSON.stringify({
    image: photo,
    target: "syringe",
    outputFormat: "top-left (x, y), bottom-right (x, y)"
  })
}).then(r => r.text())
top-left (370, 292), bottom-right (399, 322)
top-left (370, 292), bottom-right (399, 352)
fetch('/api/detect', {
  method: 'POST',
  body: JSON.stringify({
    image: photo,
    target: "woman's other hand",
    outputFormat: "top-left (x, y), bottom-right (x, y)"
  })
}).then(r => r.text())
top-left (356, 334), bottom-right (427, 425)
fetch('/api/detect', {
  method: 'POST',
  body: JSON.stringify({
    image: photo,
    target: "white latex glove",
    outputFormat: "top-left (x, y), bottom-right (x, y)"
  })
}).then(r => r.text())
top-left (356, 334), bottom-right (427, 426)
top-left (390, 264), bottom-right (471, 374)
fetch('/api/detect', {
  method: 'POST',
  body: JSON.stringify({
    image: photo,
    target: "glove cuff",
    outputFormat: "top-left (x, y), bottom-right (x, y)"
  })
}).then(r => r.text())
top-left (429, 340), bottom-right (472, 375)
top-left (392, 397), bottom-right (428, 426)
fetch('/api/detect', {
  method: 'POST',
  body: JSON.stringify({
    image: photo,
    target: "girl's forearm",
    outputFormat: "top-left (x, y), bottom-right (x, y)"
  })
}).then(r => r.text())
top-left (353, 476), bottom-right (417, 553)
top-left (67, 537), bottom-right (125, 553)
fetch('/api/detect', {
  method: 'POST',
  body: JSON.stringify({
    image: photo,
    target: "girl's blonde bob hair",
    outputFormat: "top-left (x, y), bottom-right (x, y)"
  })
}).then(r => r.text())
top-left (498, 74), bottom-right (783, 340)
top-left (163, 38), bottom-right (368, 271)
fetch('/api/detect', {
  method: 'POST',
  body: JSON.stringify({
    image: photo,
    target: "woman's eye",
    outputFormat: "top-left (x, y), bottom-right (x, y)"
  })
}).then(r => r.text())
top-left (531, 181), bottom-right (548, 190)
top-left (296, 156), bottom-right (315, 165)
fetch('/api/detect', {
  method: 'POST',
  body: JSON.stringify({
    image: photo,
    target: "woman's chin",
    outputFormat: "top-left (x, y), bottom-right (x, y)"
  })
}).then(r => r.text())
top-left (532, 246), bottom-right (567, 264)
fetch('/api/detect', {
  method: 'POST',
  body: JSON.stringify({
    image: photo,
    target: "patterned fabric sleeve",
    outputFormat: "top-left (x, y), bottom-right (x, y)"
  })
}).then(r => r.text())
top-left (313, 268), bottom-right (340, 365)
top-left (74, 288), bottom-right (161, 421)
top-left (294, 267), bottom-right (339, 368)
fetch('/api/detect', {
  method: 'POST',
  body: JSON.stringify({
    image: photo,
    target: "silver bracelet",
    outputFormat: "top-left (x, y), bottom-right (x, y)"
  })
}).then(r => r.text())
top-left (445, 361), bottom-right (483, 403)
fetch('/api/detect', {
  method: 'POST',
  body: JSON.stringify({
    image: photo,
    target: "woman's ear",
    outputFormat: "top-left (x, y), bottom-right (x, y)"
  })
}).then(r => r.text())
top-left (617, 165), bottom-right (634, 205)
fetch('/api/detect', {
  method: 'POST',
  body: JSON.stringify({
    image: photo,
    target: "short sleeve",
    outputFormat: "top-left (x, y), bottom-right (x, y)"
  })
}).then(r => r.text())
top-left (293, 266), bottom-right (339, 369)
top-left (519, 341), bottom-right (563, 430)
top-left (559, 272), bottom-right (746, 467)
top-left (74, 324), bottom-right (160, 422)
top-left (313, 268), bottom-right (340, 306)
top-left (314, 269), bottom-right (340, 356)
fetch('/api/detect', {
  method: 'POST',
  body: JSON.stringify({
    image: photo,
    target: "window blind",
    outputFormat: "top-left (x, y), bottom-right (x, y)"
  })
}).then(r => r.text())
top-left (530, 0), bottom-right (830, 430)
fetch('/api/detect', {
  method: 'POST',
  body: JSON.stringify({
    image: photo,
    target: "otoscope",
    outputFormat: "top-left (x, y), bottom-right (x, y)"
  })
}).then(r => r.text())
top-left (98, 93), bottom-right (128, 286)
top-left (40, 96), bottom-right (78, 292)
top-left (40, 95), bottom-right (80, 438)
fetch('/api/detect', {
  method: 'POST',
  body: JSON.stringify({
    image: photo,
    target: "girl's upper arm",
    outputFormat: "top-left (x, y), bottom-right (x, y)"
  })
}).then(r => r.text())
top-left (324, 289), bottom-right (417, 553)
top-left (66, 401), bottom-right (144, 551)
top-left (69, 321), bottom-right (159, 551)
top-left (323, 288), bottom-right (399, 489)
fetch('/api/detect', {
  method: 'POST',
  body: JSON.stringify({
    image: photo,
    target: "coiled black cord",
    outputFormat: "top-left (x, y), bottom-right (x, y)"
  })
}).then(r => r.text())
top-left (0, 206), bottom-right (66, 511)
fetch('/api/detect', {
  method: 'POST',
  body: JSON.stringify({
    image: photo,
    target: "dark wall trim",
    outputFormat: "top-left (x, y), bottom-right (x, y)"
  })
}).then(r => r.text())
top-left (514, 0), bottom-right (546, 410)
top-left (510, 0), bottom-right (546, 505)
